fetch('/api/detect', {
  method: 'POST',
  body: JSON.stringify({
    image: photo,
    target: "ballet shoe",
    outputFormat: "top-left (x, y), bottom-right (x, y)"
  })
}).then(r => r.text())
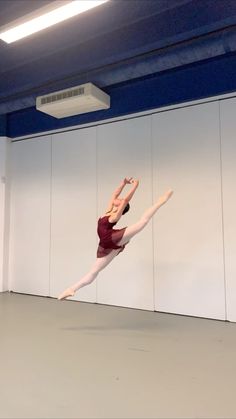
top-left (58, 287), bottom-right (75, 301)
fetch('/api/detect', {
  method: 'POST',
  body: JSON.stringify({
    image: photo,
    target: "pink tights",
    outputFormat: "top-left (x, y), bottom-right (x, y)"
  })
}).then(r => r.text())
top-left (70, 198), bottom-right (163, 293)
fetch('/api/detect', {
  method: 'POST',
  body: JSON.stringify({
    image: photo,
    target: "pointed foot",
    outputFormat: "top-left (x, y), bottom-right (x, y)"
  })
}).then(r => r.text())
top-left (58, 288), bottom-right (75, 301)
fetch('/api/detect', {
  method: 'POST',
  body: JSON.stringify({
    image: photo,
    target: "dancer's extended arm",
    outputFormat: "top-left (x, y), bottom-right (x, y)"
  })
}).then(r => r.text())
top-left (106, 177), bottom-right (132, 212)
top-left (123, 178), bottom-right (139, 203)
top-left (109, 179), bottom-right (139, 222)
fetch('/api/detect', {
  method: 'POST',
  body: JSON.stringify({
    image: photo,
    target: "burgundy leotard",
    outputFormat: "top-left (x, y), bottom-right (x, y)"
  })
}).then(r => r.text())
top-left (97, 215), bottom-right (127, 258)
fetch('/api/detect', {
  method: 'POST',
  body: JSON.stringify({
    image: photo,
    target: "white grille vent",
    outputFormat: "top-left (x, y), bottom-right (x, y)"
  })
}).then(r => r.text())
top-left (36, 83), bottom-right (110, 118)
top-left (40, 87), bottom-right (85, 105)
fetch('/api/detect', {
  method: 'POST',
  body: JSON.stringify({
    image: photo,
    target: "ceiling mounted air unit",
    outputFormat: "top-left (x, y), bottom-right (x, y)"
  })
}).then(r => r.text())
top-left (36, 83), bottom-right (110, 118)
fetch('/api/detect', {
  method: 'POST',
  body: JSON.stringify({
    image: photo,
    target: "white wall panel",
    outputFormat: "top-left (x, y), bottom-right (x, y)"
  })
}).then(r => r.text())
top-left (96, 116), bottom-right (153, 310)
top-left (9, 137), bottom-right (51, 295)
top-left (220, 98), bottom-right (236, 322)
top-left (0, 137), bottom-right (7, 292)
top-left (2, 137), bottom-right (10, 292)
top-left (50, 129), bottom-right (97, 302)
top-left (152, 102), bottom-right (225, 319)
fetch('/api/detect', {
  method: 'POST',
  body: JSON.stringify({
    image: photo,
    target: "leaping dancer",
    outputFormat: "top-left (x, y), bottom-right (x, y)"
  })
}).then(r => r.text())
top-left (58, 178), bottom-right (173, 300)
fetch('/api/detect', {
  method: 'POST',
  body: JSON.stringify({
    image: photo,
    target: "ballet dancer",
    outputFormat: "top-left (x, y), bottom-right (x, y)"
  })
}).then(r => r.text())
top-left (58, 177), bottom-right (173, 300)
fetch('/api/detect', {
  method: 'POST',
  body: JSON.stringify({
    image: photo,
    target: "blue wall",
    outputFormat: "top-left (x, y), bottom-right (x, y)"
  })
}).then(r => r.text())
top-left (7, 52), bottom-right (236, 138)
top-left (0, 115), bottom-right (6, 136)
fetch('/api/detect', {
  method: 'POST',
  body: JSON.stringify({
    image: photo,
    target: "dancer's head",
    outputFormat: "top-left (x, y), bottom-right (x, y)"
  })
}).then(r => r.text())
top-left (122, 203), bottom-right (130, 215)
top-left (113, 198), bottom-right (130, 215)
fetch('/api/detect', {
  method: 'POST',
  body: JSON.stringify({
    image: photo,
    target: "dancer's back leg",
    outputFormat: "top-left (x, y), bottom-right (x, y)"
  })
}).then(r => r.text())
top-left (58, 249), bottom-right (120, 300)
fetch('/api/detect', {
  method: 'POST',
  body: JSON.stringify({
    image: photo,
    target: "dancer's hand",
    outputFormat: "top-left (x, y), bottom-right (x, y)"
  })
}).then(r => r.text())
top-left (124, 177), bottom-right (133, 184)
top-left (130, 178), bottom-right (139, 185)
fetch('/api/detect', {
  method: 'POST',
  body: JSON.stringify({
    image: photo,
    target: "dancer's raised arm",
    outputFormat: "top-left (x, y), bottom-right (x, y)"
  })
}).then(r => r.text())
top-left (108, 179), bottom-right (139, 223)
top-left (105, 177), bottom-right (132, 212)
top-left (123, 178), bottom-right (139, 203)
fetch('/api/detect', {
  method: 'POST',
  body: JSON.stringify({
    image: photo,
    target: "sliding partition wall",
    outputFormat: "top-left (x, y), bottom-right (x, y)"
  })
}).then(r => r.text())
top-left (96, 117), bottom-right (153, 310)
top-left (50, 128), bottom-right (97, 303)
top-left (152, 102), bottom-right (225, 320)
top-left (9, 137), bottom-right (51, 296)
top-left (8, 96), bottom-right (236, 321)
top-left (0, 137), bottom-right (10, 292)
top-left (220, 98), bottom-right (236, 322)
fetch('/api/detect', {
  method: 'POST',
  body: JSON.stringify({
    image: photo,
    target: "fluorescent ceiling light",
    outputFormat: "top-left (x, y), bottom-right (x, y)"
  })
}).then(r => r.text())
top-left (0, 0), bottom-right (109, 44)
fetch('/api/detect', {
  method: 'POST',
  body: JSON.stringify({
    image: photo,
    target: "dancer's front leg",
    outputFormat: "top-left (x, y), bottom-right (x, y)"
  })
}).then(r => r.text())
top-left (156, 189), bottom-right (173, 207)
top-left (118, 189), bottom-right (174, 246)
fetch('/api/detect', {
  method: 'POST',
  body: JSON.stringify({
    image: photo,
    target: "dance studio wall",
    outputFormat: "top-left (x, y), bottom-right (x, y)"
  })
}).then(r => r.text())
top-left (7, 96), bottom-right (236, 322)
top-left (0, 138), bottom-right (6, 291)
top-left (0, 137), bottom-right (10, 292)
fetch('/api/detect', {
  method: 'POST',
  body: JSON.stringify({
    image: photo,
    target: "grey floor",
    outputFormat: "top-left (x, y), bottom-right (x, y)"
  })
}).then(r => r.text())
top-left (1, 292), bottom-right (236, 419)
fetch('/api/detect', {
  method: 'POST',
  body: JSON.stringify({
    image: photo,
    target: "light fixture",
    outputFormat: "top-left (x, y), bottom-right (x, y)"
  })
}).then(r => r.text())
top-left (0, 0), bottom-right (109, 44)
